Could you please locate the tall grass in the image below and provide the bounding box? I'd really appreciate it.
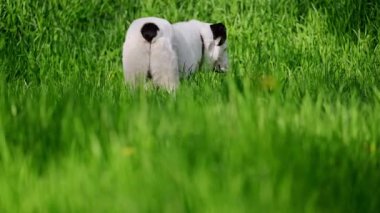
[1,0,380,212]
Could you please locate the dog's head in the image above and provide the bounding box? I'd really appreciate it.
[202,23,228,72]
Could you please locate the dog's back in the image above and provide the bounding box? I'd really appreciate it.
[172,20,206,73]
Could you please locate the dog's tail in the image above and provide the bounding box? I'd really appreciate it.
[141,23,159,43]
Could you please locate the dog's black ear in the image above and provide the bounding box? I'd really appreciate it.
[210,23,227,46]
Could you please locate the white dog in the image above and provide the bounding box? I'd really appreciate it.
[122,17,228,90]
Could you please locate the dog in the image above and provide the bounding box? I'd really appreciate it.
[122,17,228,90]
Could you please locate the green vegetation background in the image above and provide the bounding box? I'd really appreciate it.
[1,0,380,212]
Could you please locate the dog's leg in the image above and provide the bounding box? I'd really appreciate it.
[122,41,150,86]
[150,37,179,91]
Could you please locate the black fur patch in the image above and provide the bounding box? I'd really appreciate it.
[200,35,205,57]
[210,23,227,46]
[141,23,159,43]
[199,35,205,68]
[147,70,153,80]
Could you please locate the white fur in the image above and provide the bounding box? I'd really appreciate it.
[172,20,206,73]
[122,17,228,90]
[173,20,228,73]
[122,17,178,90]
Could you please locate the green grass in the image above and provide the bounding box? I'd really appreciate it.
[1,0,380,212]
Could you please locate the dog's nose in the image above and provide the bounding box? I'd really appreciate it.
[213,65,224,73]
[214,64,227,72]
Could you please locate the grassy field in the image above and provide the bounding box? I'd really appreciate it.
[1,0,380,212]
